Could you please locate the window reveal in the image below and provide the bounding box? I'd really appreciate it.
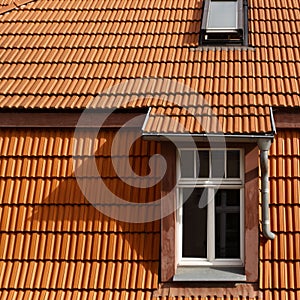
[160,142,259,283]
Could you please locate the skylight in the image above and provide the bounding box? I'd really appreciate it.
[200,0,246,45]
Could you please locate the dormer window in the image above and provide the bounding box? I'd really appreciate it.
[200,0,246,45]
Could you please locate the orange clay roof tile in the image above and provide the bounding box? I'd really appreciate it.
[259,129,300,299]
[0,0,298,119]
[0,2,299,299]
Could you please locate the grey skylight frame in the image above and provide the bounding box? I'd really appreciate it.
[200,0,245,45]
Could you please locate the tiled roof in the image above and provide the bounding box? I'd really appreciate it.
[0,128,160,299]
[151,130,300,300]
[0,127,273,300]
[0,0,299,133]
[0,1,299,299]
[260,129,300,300]
[144,105,273,134]
[1,130,299,300]
[154,297,261,300]
[0,0,12,6]
[0,0,35,13]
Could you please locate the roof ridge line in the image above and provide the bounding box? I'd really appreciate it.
[0,0,37,15]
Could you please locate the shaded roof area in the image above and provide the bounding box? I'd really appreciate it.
[0,0,299,134]
[0,128,161,300]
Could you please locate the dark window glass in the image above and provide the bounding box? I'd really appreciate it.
[197,150,209,178]
[227,150,240,178]
[180,150,194,178]
[183,188,207,258]
[211,150,225,178]
[215,189,240,258]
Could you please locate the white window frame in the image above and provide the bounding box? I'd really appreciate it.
[176,148,244,267]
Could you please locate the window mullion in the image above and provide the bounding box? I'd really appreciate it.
[177,189,183,263]
[209,150,212,178]
[224,150,227,178]
[240,188,245,263]
[207,188,215,262]
[193,150,196,178]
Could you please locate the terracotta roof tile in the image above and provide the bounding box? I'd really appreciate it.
[0,0,298,118]
[0,0,299,298]
[144,105,273,134]
[0,0,12,6]
[0,128,160,296]
[260,129,300,299]
[154,297,260,300]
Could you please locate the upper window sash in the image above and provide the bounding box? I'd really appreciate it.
[178,149,243,183]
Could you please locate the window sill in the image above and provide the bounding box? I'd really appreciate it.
[173,266,246,282]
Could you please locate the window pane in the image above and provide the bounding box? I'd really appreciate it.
[182,188,207,258]
[215,189,240,258]
[227,150,240,178]
[211,150,225,178]
[220,189,240,206]
[197,150,209,178]
[180,150,194,178]
[207,1,238,30]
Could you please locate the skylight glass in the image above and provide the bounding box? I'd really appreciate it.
[207,1,238,31]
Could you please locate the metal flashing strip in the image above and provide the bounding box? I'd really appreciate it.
[142,132,275,142]
[269,106,277,135]
[141,107,151,133]
[192,45,256,51]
